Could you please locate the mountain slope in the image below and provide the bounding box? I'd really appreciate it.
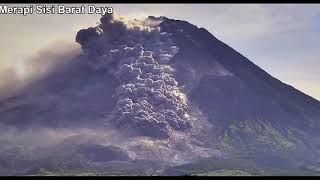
[157,17,320,170]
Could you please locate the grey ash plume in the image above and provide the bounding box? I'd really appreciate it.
[76,14,193,139]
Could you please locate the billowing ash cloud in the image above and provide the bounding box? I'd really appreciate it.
[108,44,191,139]
[0,41,81,101]
[76,14,192,139]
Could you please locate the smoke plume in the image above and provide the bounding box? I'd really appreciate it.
[76,14,193,139]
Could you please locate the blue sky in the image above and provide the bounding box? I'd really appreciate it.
[0,4,319,100]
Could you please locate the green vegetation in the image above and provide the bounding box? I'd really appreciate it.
[161,158,263,176]
[196,169,253,176]
[29,165,149,176]
[161,156,319,176]
[33,169,146,176]
[218,119,297,154]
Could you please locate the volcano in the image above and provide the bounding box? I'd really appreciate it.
[0,14,320,176]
